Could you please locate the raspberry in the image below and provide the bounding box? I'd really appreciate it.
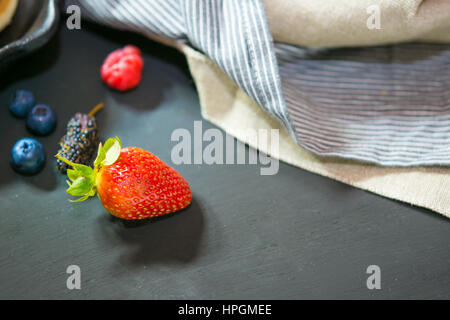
[100,45,144,91]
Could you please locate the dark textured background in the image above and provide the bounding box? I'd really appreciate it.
[0,23,449,299]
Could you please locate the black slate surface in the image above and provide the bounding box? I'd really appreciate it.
[0,23,449,300]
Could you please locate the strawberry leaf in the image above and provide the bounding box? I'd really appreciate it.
[67,169,80,182]
[56,136,123,203]
[94,142,105,167]
[93,137,122,169]
[69,194,90,202]
[56,154,97,201]
[103,137,122,166]
[66,177,92,196]
[73,163,94,177]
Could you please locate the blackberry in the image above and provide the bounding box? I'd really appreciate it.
[56,103,104,173]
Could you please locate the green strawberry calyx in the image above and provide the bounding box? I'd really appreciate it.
[55,137,122,202]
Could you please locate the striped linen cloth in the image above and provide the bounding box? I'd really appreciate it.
[67,0,450,167]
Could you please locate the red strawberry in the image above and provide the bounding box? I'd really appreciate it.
[56,137,192,220]
[100,45,144,91]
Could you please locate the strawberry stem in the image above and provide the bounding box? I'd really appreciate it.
[88,102,105,118]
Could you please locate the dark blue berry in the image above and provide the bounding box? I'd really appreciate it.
[10,138,46,175]
[26,104,57,136]
[9,90,35,118]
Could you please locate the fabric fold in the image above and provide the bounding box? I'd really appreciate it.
[264,0,450,48]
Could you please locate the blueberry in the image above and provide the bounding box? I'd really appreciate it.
[26,104,57,136]
[9,90,35,118]
[10,138,46,175]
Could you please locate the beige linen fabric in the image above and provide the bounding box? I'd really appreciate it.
[182,45,450,218]
[264,0,450,47]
